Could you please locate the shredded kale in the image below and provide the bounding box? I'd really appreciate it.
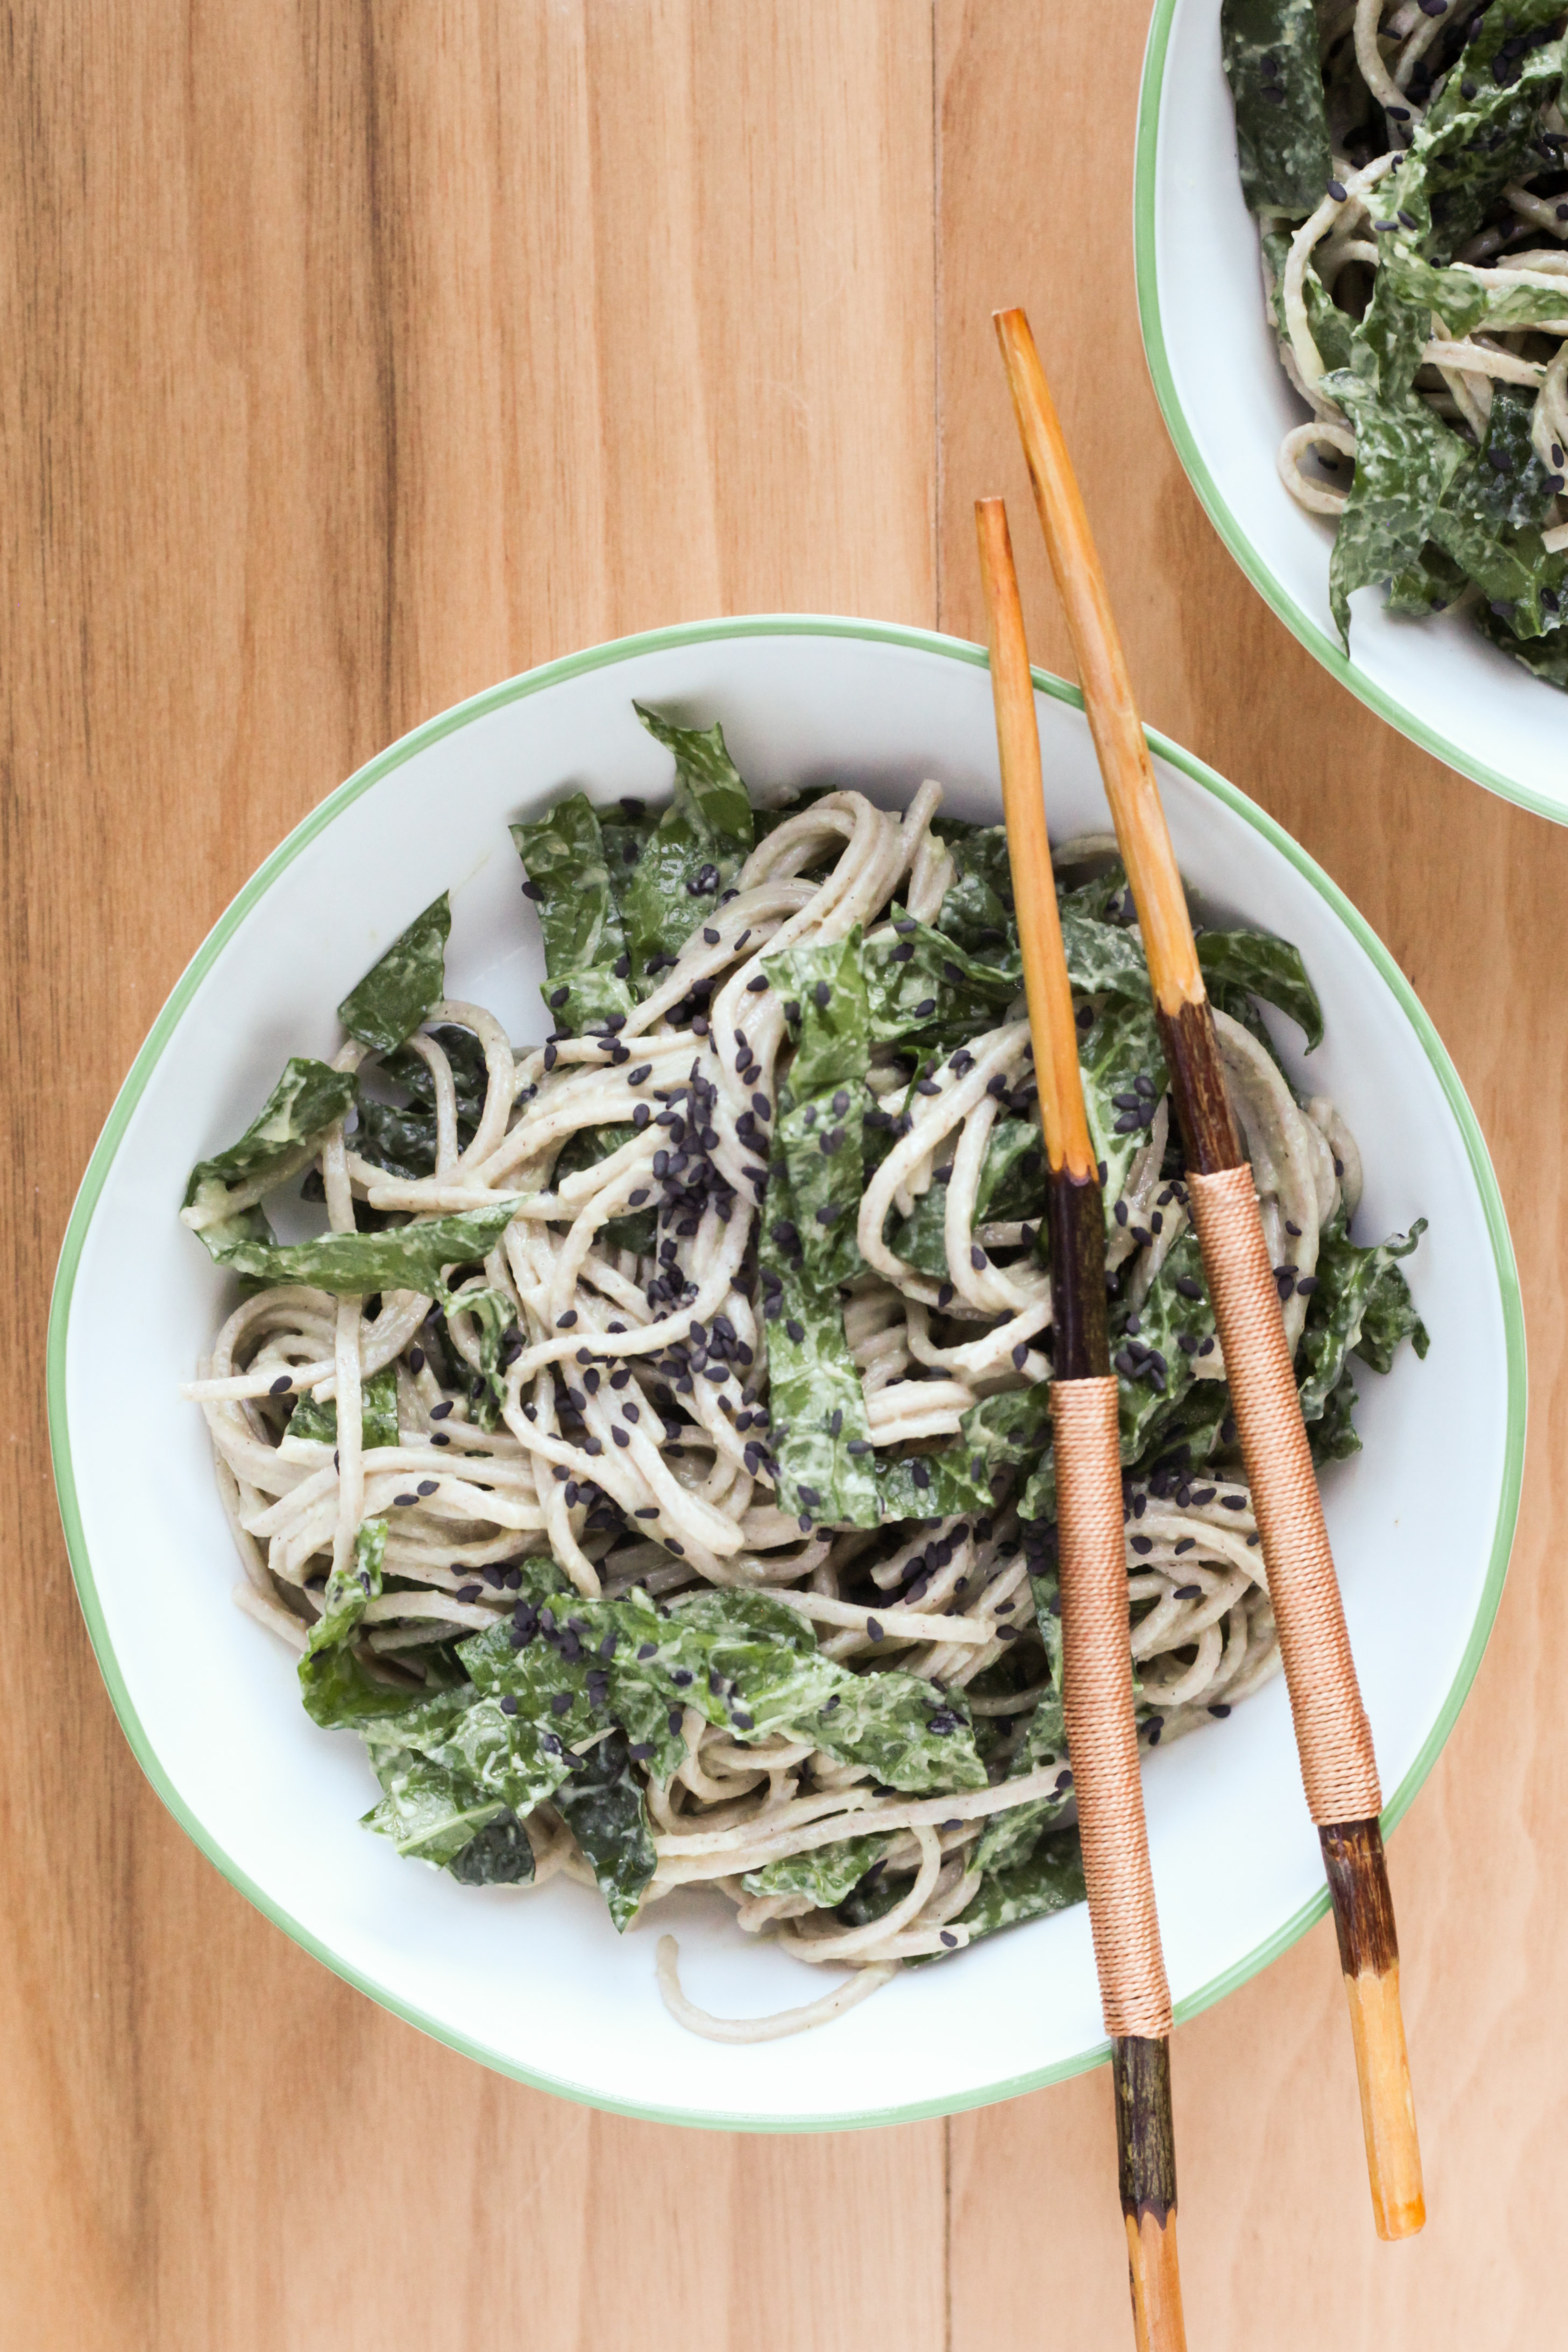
[741,1833,892,1908]
[305,1518,387,1656]
[287,1364,400,1452]
[338,894,451,1054]
[182,1057,357,1252]
[194,1199,520,1297]
[510,793,636,1035]
[618,706,755,979]
[1221,0,1333,212]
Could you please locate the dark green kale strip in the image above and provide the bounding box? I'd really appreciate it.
[1379,245,1568,344]
[741,1833,892,1908]
[618,705,756,981]
[338,894,451,1054]
[876,1385,1051,1520]
[1474,600,1568,682]
[354,1024,490,1181]
[1059,897,1151,999]
[1262,228,1355,378]
[764,934,872,1287]
[1296,1211,1429,1425]
[1408,11,1566,260]
[793,1672,987,1794]
[360,1749,512,1868]
[1385,541,1472,621]
[182,1057,358,1255]
[1427,386,1568,639]
[479,1579,988,1796]
[445,1810,536,1885]
[1311,1365,1364,1466]
[768,932,871,1093]
[443,1285,519,1430]
[195,1199,520,1297]
[551,1729,657,1930]
[1109,1231,1223,1464]
[771,1078,868,1288]
[1027,1567,1066,1757]
[861,918,1019,1047]
[598,797,659,904]
[889,1117,1046,1278]
[287,1364,399,1452]
[751,940,883,1521]
[1221,0,1333,213]
[602,1586,843,1745]
[928,1825,1086,1957]
[298,1641,462,1731]
[510,792,636,1035]
[934,824,1020,975]
[304,1518,387,1656]
[757,1257,879,1527]
[1196,929,1324,1050]
[1078,997,1168,1214]
[1323,369,1468,648]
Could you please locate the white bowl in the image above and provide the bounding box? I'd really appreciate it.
[48,618,1522,2129]
[1137,0,1568,824]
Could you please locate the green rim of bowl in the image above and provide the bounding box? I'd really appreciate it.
[1134,0,1567,827]
[46,614,1526,2133]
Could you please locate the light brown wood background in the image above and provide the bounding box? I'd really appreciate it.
[5,3,1563,2343]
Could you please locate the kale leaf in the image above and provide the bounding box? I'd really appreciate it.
[196,1200,520,1297]
[1196,927,1324,1050]
[618,706,756,979]
[1078,998,1168,1214]
[182,1057,357,1237]
[1221,0,1333,214]
[338,894,451,1055]
[287,1363,400,1451]
[1323,372,1468,648]
[360,1747,509,1867]
[758,1258,880,1528]
[944,1825,1086,1950]
[551,1728,657,1930]
[1296,1211,1429,1423]
[741,1833,892,1908]
[304,1517,387,1656]
[510,792,636,1035]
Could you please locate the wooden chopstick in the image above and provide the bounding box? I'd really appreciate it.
[993,304,1424,2243]
[978,494,1188,2352]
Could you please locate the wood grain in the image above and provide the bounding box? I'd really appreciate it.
[4,1,1564,2343]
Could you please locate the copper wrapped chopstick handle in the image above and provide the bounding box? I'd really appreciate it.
[1187,1150,1422,2238]
[1186,1167,1379,1820]
[1055,1377,1185,2345]
[1056,1377,1171,2041]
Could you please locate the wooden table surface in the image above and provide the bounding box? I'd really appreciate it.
[8,5,1562,2343]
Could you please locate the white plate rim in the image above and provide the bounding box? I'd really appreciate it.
[46,613,1526,2130]
[1134,0,1568,829]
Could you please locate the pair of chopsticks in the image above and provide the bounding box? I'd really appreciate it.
[977,310,1423,2344]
